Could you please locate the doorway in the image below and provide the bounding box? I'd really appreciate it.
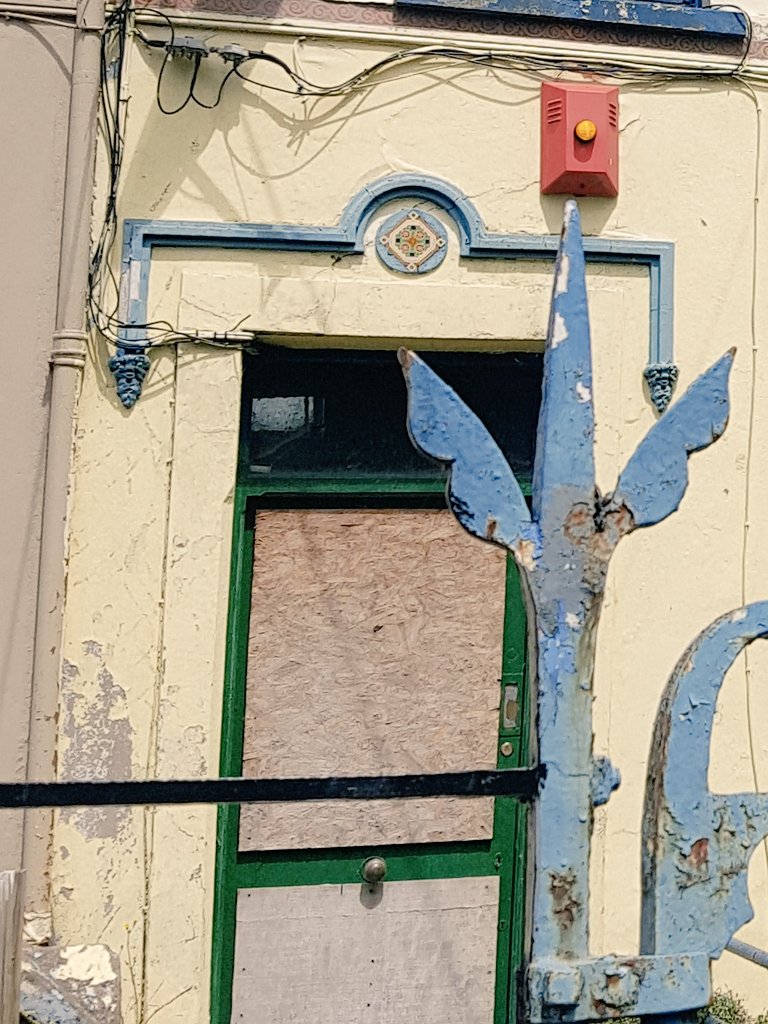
[211,345,541,1024]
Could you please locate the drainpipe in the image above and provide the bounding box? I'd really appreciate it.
[22,0,104,916]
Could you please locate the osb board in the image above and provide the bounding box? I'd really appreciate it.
[231,877,500,1024]
[240,509,506,850]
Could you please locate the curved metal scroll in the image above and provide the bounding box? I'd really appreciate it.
[642,602,768,959]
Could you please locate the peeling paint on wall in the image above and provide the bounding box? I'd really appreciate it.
[58,645,133,840]
[50,944,117,988]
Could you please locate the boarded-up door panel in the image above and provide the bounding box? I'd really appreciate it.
[240,509,506,850]
[232,877,500,1024]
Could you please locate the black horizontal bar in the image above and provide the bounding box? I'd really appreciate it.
[0,768,543,809]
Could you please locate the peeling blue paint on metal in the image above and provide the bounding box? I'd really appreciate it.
[112,173,674,405]
[533,205,595,526]
[528,952,710,1020]
[642,602,768,961]
[400,198,737,1021]
[394,0,747,39]
[399,349,539,556]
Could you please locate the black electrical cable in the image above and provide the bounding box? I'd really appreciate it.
[156,49,203,114]
[140,6,234,115]
[716,5,753,78]
[88,0,131,342]
[133,7,173,48]
[135,1,755,114]
[191,64,239,109]
[222,41,755,106]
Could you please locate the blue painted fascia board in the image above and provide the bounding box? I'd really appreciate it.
[116,175,674,375]
[395,0,747,40]
[121,227,673,364]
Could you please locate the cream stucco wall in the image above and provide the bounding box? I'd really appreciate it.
[56,18,768,1022]
[0,13,73,877]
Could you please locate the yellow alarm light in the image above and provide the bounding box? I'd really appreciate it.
[574,119,598,142]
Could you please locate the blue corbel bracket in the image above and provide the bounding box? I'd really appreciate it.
[645,361,680,414]
[108,347,150,409]
[113,173,675,407]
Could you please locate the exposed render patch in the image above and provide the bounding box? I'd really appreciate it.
[51,945,117,987]
[59,644,133,840]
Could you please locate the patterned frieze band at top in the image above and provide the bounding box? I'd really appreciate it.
[135,0,749,51]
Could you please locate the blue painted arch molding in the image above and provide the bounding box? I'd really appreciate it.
[113,173,676,408]
[341,174,484,253]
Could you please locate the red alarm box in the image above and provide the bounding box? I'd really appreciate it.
[541,82,619,197]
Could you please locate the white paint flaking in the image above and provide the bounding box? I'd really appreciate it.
[552,312,568,348]
[128,260,141,303]
[566,612,580,629]
[555,253,570,296]
[576,382,592,404]
[50,944,117,986]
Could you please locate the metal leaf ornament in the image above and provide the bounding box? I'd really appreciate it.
[399,349,540,562]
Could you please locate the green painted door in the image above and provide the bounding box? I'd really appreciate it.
[211,347,539,1024]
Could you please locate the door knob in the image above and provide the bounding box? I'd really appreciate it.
[361,857,387,883]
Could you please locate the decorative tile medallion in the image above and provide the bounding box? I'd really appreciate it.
[376,209,448,274]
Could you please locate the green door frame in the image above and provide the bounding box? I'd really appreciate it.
[210,477,531,1024]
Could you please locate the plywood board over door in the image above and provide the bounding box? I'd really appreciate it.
[232,877,500,1024]
[240,509,507,851]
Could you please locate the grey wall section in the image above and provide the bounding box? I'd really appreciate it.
[0,16,73,870]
